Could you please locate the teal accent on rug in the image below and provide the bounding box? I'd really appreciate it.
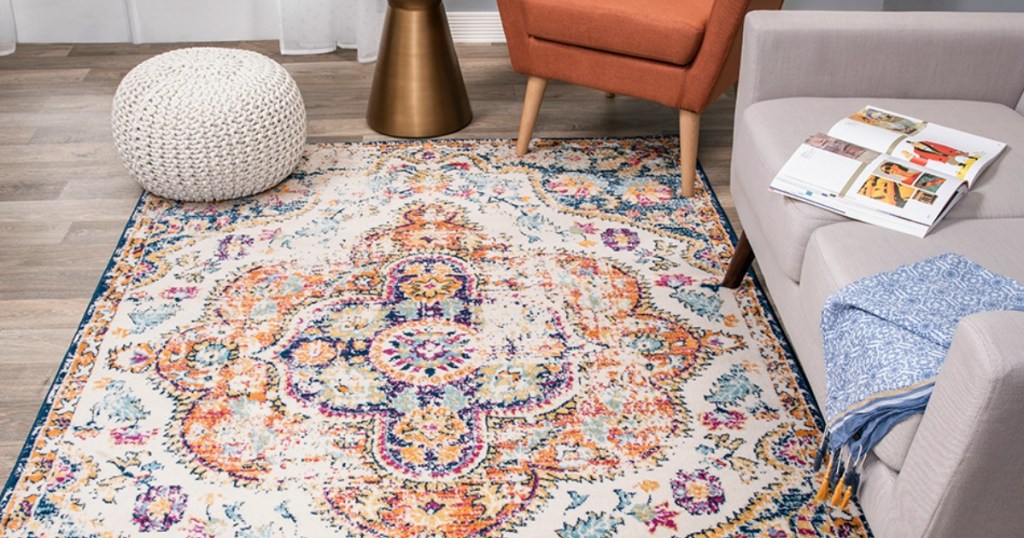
[0,138,869,536]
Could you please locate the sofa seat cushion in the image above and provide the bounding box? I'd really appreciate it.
[734,97,1024,284]
[522,0,713,66]
[798,218,1024,471]
[872,415,921,472]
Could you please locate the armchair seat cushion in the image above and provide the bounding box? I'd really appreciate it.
[522,0,713,66]
[734,97,1024,283]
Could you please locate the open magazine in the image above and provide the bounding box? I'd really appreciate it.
[770,106,1007,237]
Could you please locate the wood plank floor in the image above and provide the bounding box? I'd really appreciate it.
[0,42,740,481]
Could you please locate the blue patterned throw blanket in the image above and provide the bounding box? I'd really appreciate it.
[814,253,1024,508]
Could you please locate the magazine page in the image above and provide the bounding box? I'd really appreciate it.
[771,133,880,197]
[770,132,966,236]
[890,123,1005,185]
[827,106,925,155]
[830,106,1006,185]
[841,157,967,227]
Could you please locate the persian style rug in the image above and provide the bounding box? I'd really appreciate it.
[1,138,869,537]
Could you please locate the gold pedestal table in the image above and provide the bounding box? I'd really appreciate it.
[367,0,473,138]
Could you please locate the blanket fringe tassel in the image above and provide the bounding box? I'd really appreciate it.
[812,433,861,510]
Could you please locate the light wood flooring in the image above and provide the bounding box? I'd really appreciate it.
[0,42,740,481]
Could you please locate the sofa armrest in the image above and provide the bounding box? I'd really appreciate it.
[736,11,1024,115]
[882,310,1024,537]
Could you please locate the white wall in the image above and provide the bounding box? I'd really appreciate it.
[885,0,1024,10]
[784,0,885,9]
[445,0,496,11]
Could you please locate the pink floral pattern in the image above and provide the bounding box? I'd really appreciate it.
[671,469,726,515]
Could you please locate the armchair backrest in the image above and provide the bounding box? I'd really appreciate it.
[699,0,785,111]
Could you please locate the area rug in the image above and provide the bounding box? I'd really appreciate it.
[1,138,869,537]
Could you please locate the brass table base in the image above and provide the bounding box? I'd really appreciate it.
[367,0,472,138]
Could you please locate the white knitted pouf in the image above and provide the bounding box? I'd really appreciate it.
[112,48,306,202]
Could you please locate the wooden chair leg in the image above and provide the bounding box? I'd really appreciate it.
[516,76,548,156]
[678,109,700,197]
[722,231,755,288]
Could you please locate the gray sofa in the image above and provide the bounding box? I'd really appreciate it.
[723,11,1024,538]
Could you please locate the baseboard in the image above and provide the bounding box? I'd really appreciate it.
[448,12,506,44]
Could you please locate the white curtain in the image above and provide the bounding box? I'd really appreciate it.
[0,0,15,56]
[0,1,387,62]
[278,0,387,63]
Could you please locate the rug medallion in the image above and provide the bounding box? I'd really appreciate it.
[0,139,868,536]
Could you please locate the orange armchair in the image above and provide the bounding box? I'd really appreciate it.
[497,0,783,196]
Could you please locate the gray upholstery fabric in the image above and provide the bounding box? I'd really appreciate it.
[800,219,1024,342]
[906,311,1024,538]
[857,454,898,535]
[872,415,920,473]
[734,97,1024,282]
[863,312,1024,538]
[737,12,1024,116]
[731,105,843,284]
[799,219,1024,480]
[730,175,828,405]
[791,226,1024,538]
[731,12,1024,537]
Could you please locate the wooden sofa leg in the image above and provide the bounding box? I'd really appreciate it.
[678,109,700,197]
[516,76,548,156]
[722,231,754,288]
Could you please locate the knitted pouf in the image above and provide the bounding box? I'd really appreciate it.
[112,48,306,202]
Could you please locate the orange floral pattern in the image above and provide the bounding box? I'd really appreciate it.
[0,139,867,537]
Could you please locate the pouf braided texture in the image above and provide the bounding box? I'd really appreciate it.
[112,47,306,202]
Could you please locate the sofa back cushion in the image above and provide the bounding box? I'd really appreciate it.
[739,12,1024,115]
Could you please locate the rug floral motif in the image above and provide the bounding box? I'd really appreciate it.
[0,138,868,537]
